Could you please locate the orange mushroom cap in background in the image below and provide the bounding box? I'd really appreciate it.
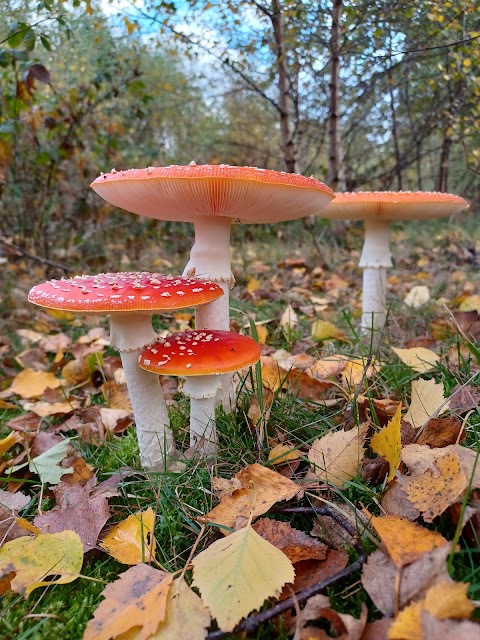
[320,191,469,221]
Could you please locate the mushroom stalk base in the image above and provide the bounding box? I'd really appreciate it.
[184,375,221,459]
[359,219,392,335]
[120,350,175,471]
[361,267,388,334]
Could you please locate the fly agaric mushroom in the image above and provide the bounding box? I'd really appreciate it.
[319,191,468,334]
[90,164,334,407]
[139,330,261,458]
[28,273,223,471]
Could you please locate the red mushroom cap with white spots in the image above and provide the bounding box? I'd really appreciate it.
[27,272,224,314]
[139,330,261,376]
[91,164,334,224]
[321,191,469,221]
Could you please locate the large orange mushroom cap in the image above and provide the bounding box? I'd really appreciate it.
[91,164,334,223]
[321,191,469,221]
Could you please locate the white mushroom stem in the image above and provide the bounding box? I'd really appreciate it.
[183,216,233,331]
[183,375,222,459]
[358,219,393,333]
[109,314,175,471]
[183,217,236,410]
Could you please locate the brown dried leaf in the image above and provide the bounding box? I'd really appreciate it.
[421,613,480,639]
[416,417,465,447]
[101,381,133,413]
[34,476,110,552]
[9,368,62,399]
[253,518,327,563]
[361,545,452,617]
[381,481,420,520]
[449,384,480,415]
[201,463,300,533]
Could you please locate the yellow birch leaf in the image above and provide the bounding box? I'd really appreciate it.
[391,347,439,373]
[404,379,449,429]
[458,294,480,312]
[22,400,78,417]
[84,564,173,640]
[0,531,83,596]
[14,518,41,536]
[255,324,268,345]
[45,308,76,322]
[9,368,62,399]
[268,443,301,465]
[388,601,424,639]
[405,453,467,522]
[311,320,348,342]
[425,580,474,619]
[308,428,365,488]
[100,507,156,564]
[371,404,402,481]
[0,431,23,456]
[370,515,448,568]
[151,577,211,640]
[191,520,294,632]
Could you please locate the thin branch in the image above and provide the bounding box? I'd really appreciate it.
[0,236,73,272]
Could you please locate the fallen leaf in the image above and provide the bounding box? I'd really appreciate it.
[341,357,374,388]
[210,476,243,499]
[61,357,91,384]
[308,427,366,488]
[404,379,449,429]
[361,544,451,616]
[34,476,110,551]
[192,518,295,632]
[252,518,327,563]
[459,294,480,313]
[388,601,424,639]
[280,550,349,599]
[392,347,439,373]
[0,431,23,456]
[370,515,448,568]
[100,507,156,564]
[247,388,274,435]
[404,285,430,308]
[401,444,480,488]
[9,368,62,399]
[84,564,173,640]
[421,613,480,639]
[101,381,133,413]
[381,481,420,520]
[22,400,78,417]
[268,443,302,466]
[202,463,300,532]
[311,320,348,342]
[28,438,74,485]
[0,489,30,511]
[371,404,402,481]
[100,407,133,434]
[424,579,474,619]
[150,577,211,640]
[449,384,480,415]
[0,530,83,596]
[416,417,465,447]
[281,304,299,332]
[404,452,468,522]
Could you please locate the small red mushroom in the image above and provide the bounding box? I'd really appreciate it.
[140,330,261,457]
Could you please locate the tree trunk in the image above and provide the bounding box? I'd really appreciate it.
[327,0,345,192]
[271,0,296,173]
[387,63,403,191]
[437,132,452,192]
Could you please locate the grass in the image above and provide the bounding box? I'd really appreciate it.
[0,214,479,638]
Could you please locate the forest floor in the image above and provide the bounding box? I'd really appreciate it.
[0,212,479,639]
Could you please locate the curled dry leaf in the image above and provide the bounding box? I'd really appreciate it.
[416,416,465,448]
[100,507,156,564]
[83,564,173,640]
[201,463,300,533]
